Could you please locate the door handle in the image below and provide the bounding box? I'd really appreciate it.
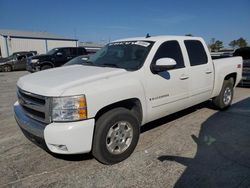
[205,70,212,74]
[180,75,189,80]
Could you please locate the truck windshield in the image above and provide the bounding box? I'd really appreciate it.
[47,48,59,55]
[84,41,154,70]
[6,54,15,60]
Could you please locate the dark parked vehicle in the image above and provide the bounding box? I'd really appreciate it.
[0,51,35,72]
[233,47,250,86]
[27,47,87,72]
[63,55,90,66]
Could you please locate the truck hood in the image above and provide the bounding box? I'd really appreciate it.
[0,58,9,63]
[31,54,51,61]
[17,65,127,96]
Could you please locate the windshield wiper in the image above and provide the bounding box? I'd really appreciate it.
[102,63,119,68]
[83,61,94,65]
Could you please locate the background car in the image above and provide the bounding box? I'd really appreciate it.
[26,47,87,72]
[0,51,35,72]
[63,55,90,66]
[233,47,250,86]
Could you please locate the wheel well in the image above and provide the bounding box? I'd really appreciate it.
[224,73,237,86]
[40,62,54,68]
[5,64,12,67]
[4,64,12,70]
[95,98,143,124]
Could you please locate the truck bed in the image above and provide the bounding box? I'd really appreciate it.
[212,56,242,97]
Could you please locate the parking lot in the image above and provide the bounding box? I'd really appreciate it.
[0,71,250,188]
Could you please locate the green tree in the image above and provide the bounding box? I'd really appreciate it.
[229,40,237,49]
[237,37,248,48]
[185,34,193,36]
[229,38,248,48]
[209,38,224,51]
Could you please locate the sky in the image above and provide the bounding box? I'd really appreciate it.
[0,0,249,46]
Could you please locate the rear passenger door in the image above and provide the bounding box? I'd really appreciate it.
[70,48,77,59]
[184,40,214,103]
[77,48,87,56]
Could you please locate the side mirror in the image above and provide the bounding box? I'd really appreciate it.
[151,58,177,74]
[56,52,63,56]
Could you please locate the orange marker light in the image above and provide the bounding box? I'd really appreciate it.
[78,109,87,119]
[78,97,86,108]
[78,96,87,119]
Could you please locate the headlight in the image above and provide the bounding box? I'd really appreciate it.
[52,95,87,122]
[31,59,39,63]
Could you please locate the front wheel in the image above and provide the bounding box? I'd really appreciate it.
[212,78,234,110]
[2,65,12,72]
[41,65,52,70]
[92,108,140,165]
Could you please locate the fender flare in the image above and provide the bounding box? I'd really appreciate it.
[39,61,54,68]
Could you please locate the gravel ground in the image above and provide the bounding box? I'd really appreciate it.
[0,71,250,188]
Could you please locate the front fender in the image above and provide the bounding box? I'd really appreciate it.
[86,77,147,124]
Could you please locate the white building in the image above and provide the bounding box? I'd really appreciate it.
[79,41,104,53]
[0,29,78,57]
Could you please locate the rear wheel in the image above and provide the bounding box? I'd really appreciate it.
[213,78,234,110]
[41,65,52,70]
[92,108,140,165]
[2,65,12,72]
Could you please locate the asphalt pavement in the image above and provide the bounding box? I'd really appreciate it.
[0,71,250,188]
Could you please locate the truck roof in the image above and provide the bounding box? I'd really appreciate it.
[114,35,203,42]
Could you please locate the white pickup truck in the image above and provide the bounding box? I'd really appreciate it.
[14,36,242,164]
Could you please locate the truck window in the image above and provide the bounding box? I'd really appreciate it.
[78,48,87,55]
[17,55,25,61]
[152,41,185,69]
[26,53,33,57]
[184,40,208,66]
[60,48,71,56]
[70,48,77,56]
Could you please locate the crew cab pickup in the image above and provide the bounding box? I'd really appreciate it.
[14,36,242,164]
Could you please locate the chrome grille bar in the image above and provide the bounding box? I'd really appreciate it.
[17,88,51,124]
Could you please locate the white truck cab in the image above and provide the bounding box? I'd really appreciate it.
[14,35,242,164]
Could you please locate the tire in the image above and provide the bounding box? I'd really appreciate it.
[92,107,140,165]
[41,65,52,70]
[212,78,234,110]
[2,65,12,72]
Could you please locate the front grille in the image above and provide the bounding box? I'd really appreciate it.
[17,88,51,124]
[243,67,250,74]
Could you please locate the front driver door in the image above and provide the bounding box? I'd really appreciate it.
[144,40,190,121]
[54,48,70,67]
[14,55,26,70]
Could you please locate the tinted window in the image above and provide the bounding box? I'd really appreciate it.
[60,48,71,56]
[26,53,33,57]
[78,48,87,55]
[153,41,185,69]
[17,55,25,60]
[86,41,154,70]
[70,48,77,56]
[184,40,208,66]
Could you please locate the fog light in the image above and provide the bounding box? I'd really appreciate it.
[50,144,68,151]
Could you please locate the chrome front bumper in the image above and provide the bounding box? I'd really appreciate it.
[14,101,46,139]
[14,101,95,154]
